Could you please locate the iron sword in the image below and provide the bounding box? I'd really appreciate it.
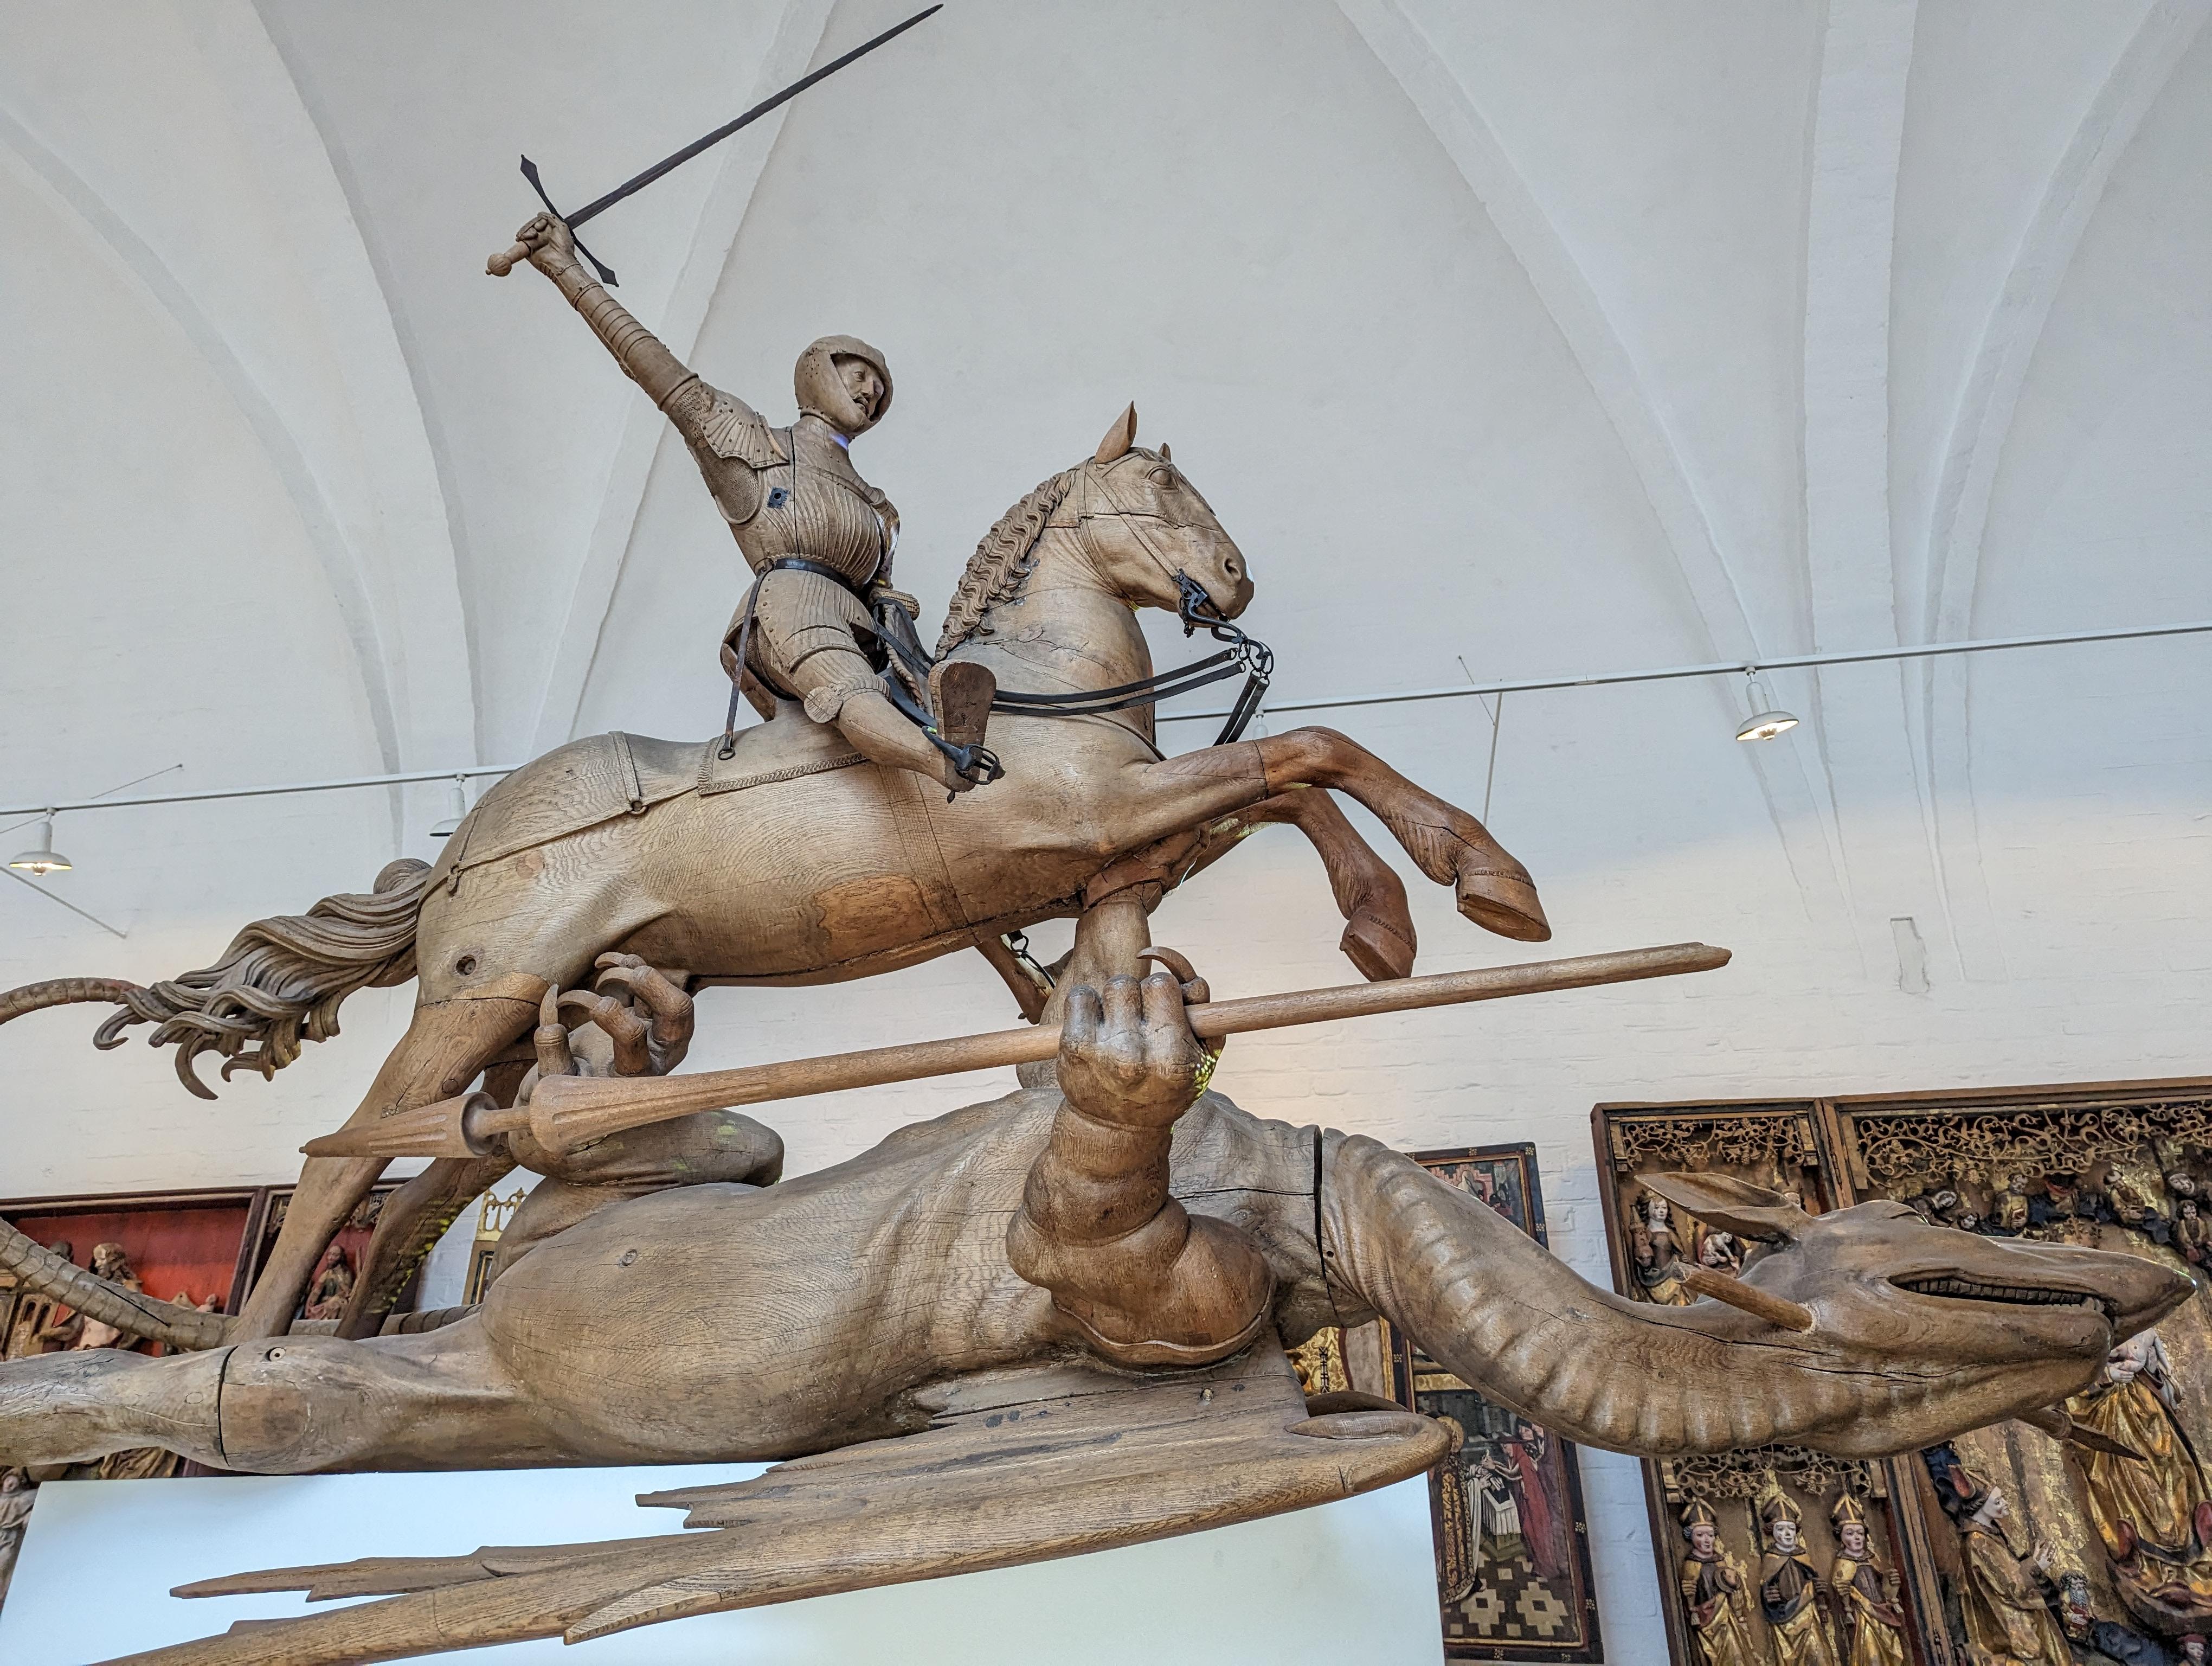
[490,3,943,285]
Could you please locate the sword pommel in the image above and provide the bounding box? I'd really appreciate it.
[487,241,531,278]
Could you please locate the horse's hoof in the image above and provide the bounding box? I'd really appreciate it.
[1456,868,1551,942]
[1340,909,1416,982]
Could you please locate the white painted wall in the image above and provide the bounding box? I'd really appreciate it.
[4,3,2210,1655]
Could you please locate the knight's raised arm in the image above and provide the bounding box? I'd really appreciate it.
[518,214,694,407]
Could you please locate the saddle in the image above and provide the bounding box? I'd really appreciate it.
[434,721,865,887]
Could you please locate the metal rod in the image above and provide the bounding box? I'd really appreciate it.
[1,764,517,821]
[1155,617,2212,722]
[3,868,127,939]
[9,617,2208,816]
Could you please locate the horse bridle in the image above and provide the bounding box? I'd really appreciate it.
[980,452,1274,745]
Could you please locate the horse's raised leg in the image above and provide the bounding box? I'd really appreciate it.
[1253,728,1549,941]
[234,977,545,1340]
[1204,790,1416,979]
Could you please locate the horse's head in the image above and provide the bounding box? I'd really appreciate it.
[1076,404,1252,622]
[1641,1170,2195,1451]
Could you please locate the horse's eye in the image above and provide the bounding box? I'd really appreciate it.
[1149,467,1178,490]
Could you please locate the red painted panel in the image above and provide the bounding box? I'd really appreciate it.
[8,1203,250,1312]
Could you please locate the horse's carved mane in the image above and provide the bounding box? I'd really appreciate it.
[936,467,1076,657]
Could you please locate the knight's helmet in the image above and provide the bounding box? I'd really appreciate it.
[1755,1477,1802,1548]
[1679,1496,1722,1541]
[794,334,893,438]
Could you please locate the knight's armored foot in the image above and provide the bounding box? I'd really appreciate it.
[929,661,999,794]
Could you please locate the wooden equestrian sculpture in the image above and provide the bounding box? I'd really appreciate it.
[0,400,1548,1348]
[0,962,2186,1665]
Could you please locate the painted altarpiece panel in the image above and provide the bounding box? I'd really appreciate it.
[1330,1142,1606,1662]
[1594,1078,2212,1666]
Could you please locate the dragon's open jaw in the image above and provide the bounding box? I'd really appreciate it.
[1892,1273,2117,1325]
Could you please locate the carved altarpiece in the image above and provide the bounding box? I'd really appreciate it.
[1596,1079,2212,1666]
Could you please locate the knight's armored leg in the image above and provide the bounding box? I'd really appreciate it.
[788,645,994,794]
[1007,899,1274,1366]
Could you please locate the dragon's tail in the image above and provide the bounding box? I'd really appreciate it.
[1,857,434,1100]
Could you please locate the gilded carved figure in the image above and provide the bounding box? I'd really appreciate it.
[299,1244,354,1323]
[1927,1452,2070,1666]
[2065,1330,2212,1633]
[1758,1483,1841,1666]
[1681,1497,1760,1666]
[1631,1192,1693,1305]
[1828,1494,1906,1666]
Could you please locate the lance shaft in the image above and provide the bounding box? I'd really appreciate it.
[305,942,1729,1162]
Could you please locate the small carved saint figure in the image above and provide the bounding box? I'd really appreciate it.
[2063,1330,2212,1630]
[2054,1568,2168,1666]
[2166,1172,2202,1206]
[1632,1193,1693,1305]
[508,213,999,794]
[0,1468,33,1609]
[1700,1227,1747,1274]
[2181,1634,2207,1666]
[1758,1483,1840,1666]
[1828,1493,1907,1666]
[2176,1201,2209,1267]
[1994,1189,2031,1235]
[1679,1496,1759,1666]
[36,1243,146,1354]
[300,1242,355,1323]
[1926,1451,2070,1666]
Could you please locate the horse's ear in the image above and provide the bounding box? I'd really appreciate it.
[1094,403,1137,463]
[1158,441,1172,462]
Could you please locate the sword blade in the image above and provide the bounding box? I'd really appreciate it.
[567,4,942,231]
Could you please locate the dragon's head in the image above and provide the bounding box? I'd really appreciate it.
[1643,1171,2195,1453]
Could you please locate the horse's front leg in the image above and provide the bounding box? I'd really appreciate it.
[1253,728,1549,942]
[1151,789,1417,980]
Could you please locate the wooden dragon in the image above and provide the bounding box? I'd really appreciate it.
[0,928,2188,1664]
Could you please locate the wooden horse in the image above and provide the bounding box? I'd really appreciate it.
[3,407,1548,1343]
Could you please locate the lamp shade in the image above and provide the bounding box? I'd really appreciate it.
[1734,674,1799,742]
[8,817,73,874]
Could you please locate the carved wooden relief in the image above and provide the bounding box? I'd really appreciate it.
[1380,1143,1605,1663]
[1592,1100,1950,1666]
[1596,1079,2212,1666]
[1840,1079,2212,1666]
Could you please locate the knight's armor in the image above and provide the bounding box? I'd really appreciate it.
[536,251,906,727]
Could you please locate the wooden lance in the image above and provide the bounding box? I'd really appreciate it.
[305,941,1730,1162]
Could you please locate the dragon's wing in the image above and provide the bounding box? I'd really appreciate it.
[112,1344,1445,1665]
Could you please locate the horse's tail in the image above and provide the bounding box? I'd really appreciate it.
[0,857,436,1101]
[0,1219,232,1350]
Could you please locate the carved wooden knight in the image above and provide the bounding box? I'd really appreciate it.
[514,212,999,793]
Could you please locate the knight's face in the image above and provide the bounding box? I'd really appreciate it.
[833,355,884,423]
